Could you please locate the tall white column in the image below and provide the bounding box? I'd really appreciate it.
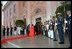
[2,11,4,26]
[51,1,60,16]
[26,2,31,25]
[46,1,52,21]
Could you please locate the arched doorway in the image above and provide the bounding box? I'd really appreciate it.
[35,17,42,35]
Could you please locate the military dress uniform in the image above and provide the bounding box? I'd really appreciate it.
[57,16,64,44]
[66,16,71,46]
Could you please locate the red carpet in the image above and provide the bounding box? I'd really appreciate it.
[1,35,28,45]
[1,26,41,45]
[1,34,41,45]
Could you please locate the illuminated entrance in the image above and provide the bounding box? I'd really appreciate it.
[35,17,42,35]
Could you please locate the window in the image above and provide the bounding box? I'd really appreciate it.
[7,11,8,17]
[23,2,25,7]
[13,4,16,13]
[10,8,11,16]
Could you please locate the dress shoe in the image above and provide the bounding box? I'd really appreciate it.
[53,39,57,41]
[59,42,64,44]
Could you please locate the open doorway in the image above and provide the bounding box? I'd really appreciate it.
[35,17,42,35]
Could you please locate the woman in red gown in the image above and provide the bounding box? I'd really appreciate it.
[29,24,35,37]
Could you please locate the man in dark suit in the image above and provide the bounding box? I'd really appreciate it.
[7,26,9,36]
[10,25,13,36]
[3,26,6,36]
[27,24,30,36]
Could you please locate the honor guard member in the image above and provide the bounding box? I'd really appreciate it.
[57,13,64,44]
[66,10,71,47]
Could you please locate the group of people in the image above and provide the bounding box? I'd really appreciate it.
[41,17,58,41]
[2,24,35,36]
[2,10,71,47]
[41,10,71,46]
[2,26,13,36]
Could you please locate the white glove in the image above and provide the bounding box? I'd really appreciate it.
[55,23,57,26]
[65,20,67,23]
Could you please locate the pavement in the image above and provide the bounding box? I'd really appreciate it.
[1,34,70,48]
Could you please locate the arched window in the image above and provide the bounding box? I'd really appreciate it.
[13,4,16,13]
[23,1,26,7]
[35,8,41,14]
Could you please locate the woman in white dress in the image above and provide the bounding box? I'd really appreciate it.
[48,20,54,39]
[17,27,21,35]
